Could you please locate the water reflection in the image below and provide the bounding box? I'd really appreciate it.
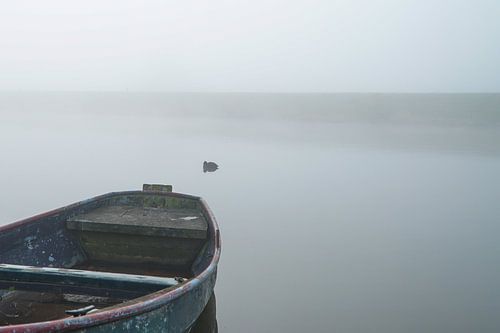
[1,93,499,332]
[190,292,217,333]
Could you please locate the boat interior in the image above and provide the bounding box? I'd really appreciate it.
[0,190,215,326]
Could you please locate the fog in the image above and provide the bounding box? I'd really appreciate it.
[1,93,500,332]
[1,1,500,331]
[1,0,499,92]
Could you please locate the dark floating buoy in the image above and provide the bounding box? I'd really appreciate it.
[203,161,219,173]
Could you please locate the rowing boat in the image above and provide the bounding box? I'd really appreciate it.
[0,185,221,332]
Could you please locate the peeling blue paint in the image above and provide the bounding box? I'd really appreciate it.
[0,191,221,333]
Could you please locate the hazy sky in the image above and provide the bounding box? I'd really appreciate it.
[0,0,499,92]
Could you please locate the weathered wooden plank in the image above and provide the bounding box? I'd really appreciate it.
[77,232,204,266]
[0,264,178,291]
[0,264,179,299]
[80,238,202,259]
[79,251,191,267]
[75,261,193,278]
[105,194,199,209]
[67,205,207,239]
[79,232,203,251]
[142,184,173,192]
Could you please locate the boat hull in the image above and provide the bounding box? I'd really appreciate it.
[0,191,221,333]
[79,270,217,333]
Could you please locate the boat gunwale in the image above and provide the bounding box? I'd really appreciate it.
[0,191,221,333]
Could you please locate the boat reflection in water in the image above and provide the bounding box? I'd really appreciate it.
[190,292,217,333]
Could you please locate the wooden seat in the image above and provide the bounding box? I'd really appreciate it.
[65,205,208,267]
[67,205,207,239]
[0,264,178,299]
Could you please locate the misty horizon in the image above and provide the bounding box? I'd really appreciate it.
[1,1,499,332]
[1,0,499,93]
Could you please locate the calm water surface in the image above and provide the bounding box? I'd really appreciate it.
[1,93,499,332]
